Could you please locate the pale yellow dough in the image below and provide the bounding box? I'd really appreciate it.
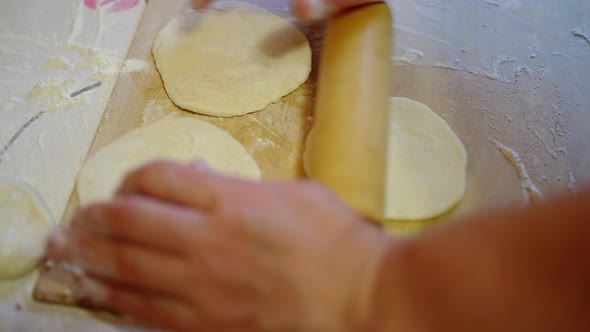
[385,97,467,220]
[77,117,261,206]
[0,183,54,280]
[153,1,312,117]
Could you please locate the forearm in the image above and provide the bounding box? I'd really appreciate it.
[369,189,590,332]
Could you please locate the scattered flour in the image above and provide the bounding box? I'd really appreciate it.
[121,58,150,74]
[38,57,71,70]
[141,99,167,126]
[248,136,278,154]
[393,47,425,64]
[493,141,543,204]
[78,48,120,75]
[567,169,577,192]
[27,79,86,113]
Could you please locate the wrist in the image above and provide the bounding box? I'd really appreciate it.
[361,235,418,332]
[343,222,394,332]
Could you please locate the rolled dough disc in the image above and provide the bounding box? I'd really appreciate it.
[152,1,312,117]
[77,117,261,206]
[0,182,55,280]
[385,97,467,220]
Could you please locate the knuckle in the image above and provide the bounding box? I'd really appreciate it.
[75,234,96,263]
[81,203,105,217]
[146,159,177,172]
[196,175,222,210]
[73,205,96,228]
[180,270,197,295]
[178,310,202,332]
[139,297,158,316]
[283,181,341,213]
[114,292,151,319]
[107,199,132,221]
[125,160,172,186]
[113,247,140,276]
[294,180,328,199]
[216,203,246,230]
[132,162,161,183]
[104,200,135,235]
[303,180,328,193]
[106,288,125,309]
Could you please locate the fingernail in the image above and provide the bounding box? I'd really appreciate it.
[78,278,109,304]
[88,207,105,222]
[62,262,86,277]
[47,227,67,251]
[190,0,209,10]
[305,0,328,21]
[179,0,202,13]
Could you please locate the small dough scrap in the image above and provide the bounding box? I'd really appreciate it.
[77,117,261,206]
[385,97,467,220]
[153,1,311,117]
[0,183,55,280]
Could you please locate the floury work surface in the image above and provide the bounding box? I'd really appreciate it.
[1,0,590,330]
[0,0,147,330]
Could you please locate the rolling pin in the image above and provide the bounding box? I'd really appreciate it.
[305,2,392,223]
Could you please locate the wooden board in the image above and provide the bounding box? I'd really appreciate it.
[60,0,323,220]
[34,0,323,307]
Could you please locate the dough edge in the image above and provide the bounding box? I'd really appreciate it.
[152,1,312,117]
[0,182,55,280]
[384,97,468,221]
[77,117,261,206]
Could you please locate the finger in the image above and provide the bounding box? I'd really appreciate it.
[293,0,381,21]
[116,159,250,212]
[116,160,219,210]
[47,228,192,296]
[71,195,205,254]
[77,277,200,332]
[189,0,213,10]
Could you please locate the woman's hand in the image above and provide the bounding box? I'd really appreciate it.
[190,0,381,21]
[47,160,390,332]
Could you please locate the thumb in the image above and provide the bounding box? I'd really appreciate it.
[292,0,381,21]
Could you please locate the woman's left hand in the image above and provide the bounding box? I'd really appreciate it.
[46,160,390,332]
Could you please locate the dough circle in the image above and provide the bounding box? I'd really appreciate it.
[0,182,55,280]
[77,117,261,206]
[385,97,467,220]
[153,1,312,117]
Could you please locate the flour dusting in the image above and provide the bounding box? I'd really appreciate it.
[27,79,87,113]
[122,58,150,74]
[567,169,577,192]
[493,141,543,204]
[141,99,167,126]
[393,47,425,64]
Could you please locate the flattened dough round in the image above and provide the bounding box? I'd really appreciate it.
[0,183,55,280]
[77,117,261,206]
[385,97,467,220]
[153,1,312,117]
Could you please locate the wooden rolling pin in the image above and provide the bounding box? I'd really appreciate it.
[305,2,392,223]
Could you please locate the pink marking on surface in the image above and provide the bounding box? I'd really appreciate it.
[83,0,139,13]
[106,0,140,13]
[84,0,97,9]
